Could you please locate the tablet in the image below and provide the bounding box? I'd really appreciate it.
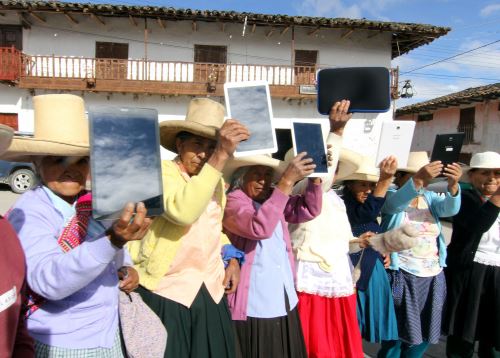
[291,120,328,177]
[375,121,415,168]
[89,106,164,220]
[224,81,277,157]
[430,133,465,166]
[317,67,391,114]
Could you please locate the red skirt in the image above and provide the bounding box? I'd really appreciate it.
[297,292,364,358]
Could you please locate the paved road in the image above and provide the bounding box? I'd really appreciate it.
[0,184,20,214]
[0,189,466,357]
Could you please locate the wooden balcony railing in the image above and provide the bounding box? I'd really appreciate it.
[0,46,21,81]
[1,49,399,98]
[19,54,317,85]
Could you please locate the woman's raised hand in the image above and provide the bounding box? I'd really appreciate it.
[107,202,152,248]
[277,152,316,195]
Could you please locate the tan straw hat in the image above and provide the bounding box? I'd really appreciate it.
[223,154,284,184]
[338,155,380,183]
[0,124,14,156]
[335,149,364,182]
[397,151,429,174]
[461,151,500,182]
[1,94,89,161]
[160,98,225,153]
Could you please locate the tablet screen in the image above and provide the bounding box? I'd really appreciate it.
[292,121,328,176]
[224,81,277,156]
[317,67,391,114]
[89,106,164,220]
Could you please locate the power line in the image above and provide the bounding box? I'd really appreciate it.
[400,39,500,74]
[405,73,500,81]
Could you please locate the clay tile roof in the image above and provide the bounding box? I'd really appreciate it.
[0,0,450,58]
[396,83,500,116]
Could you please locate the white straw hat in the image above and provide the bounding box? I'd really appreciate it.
[397,151,429,174]
[461,151,500,182]
[1,94,89,161]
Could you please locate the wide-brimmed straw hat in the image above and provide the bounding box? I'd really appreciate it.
[223,154,284,184]
[335,149,364,182]
[0,124,14,156]
[281,147,361,183]
[397,151,429,174]
[160,98,225,153]
[337,155,380,183]
[1,94,89,162]
[460,151,500,182]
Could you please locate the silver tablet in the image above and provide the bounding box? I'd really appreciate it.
[375,120,415,168]
[89,106,164,220]
[224,80,277,157]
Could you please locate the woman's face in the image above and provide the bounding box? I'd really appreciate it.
[348,180,376,204]
[176,135,216,176]
[242,165,274,203]
[468,168,500,196]
[38,156,89,203]
[394,171,412,188]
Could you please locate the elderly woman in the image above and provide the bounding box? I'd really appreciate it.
[443,151,500,358]
[128,98,249,358]
[222,152,322,358]
[3,94,149,357]
[380,152,462,358]
[341,155,399,345]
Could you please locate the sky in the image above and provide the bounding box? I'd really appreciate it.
[76,0,499,107]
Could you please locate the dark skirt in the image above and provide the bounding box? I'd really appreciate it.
[387,269,446,345]
[443,262,500,350]
[137,284,236,358]
[234,301,307,358]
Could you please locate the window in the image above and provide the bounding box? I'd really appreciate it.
[0,113,18,131]
[95,42,129,80]
[458,107,475,144]
[95,42,129,59]
[0,25,22,50]
[294,50,317,84]
[417,113,433,122]
[194,45,227,64]
[194,45,227,83]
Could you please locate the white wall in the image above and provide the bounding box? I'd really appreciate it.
[1,11,395,159]
[399,100,500,155]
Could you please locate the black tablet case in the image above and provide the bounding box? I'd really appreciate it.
[430,133,465,166]
[293,122,328,175]
[317,67,391,114]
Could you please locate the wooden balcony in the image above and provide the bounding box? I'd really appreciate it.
[0,47,21,82]
[1,49,399,99]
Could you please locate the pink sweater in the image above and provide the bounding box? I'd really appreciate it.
[223,180,322,320]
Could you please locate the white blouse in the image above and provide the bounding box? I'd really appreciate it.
[474,213,500,267]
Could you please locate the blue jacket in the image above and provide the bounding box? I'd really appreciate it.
[381,178,461,271]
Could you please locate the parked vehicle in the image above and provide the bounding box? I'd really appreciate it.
[0,160,37,194]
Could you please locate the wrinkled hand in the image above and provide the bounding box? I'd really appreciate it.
[379,156,398,181]
[413,161,443,189]
[118,266,139,293]
[223,259,240,294]
[329,100,352,134]
[215,119,250,158]
[326,144,334,167]
[278,152,316,186]
[358,232,374,248]
[443,163,462,195]
[107,202,151,248]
